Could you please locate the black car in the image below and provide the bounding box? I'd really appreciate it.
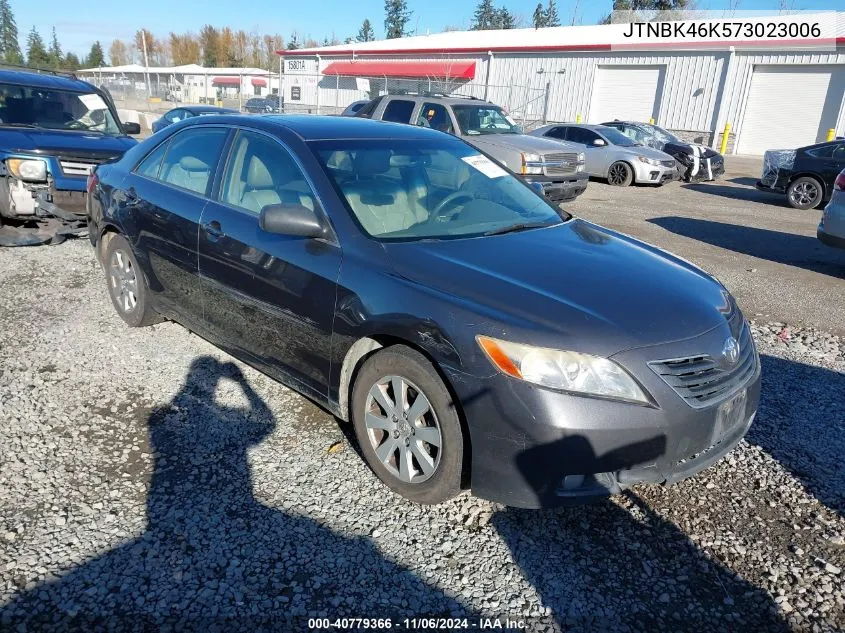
[87,115,760,509]
[151,105,239,134]
[244,97,272,114]
[756,140,845,210]
[601,120,724,183]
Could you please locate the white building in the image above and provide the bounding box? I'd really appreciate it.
[278,12,845,154]
[78,64,280,103]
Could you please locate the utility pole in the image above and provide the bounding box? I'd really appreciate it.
[141,31,151,100]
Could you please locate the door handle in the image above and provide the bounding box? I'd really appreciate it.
[203,220,225,239]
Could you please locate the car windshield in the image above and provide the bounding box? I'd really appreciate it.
[649,124,681,144]
[600,127,640,147]
[452,105,521,135]
[0,83,122,135]
[313,138,568,241]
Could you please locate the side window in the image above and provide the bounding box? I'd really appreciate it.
[832,144,845,162]
[545,126,568,140]
[159,127,229,195]
[807,145,835,159]
[567,128,589,145]
[416,103,454,134]
[220,130,317,214]
[355,97,382,119]
[135,140,170,179]
[167,109,185,123]
[381,99,415,123]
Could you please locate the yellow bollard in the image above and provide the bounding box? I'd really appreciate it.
[720,122,732,155]
[827,128,836,142]
[575,114,582,123]
[649,117,655,125]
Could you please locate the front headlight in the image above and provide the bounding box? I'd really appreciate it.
[477,336,649,404]
[6,158,47,182]
[521,152,543,175]
[636,155,660,167]
[577,152,586,172]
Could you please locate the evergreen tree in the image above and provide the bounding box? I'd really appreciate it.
[48,27,62,68]
[384,0,411,39]
[64,52,80,70]
[498,7,516,28]
[545,0,561,26]
[0,0,23,64]
[532,2,546,28]
[85,40,104,68]
[356,18,375,42]
[286,31,300,50]
[26,27,49,67]
[199,25,219,67]
[471,0,497,30]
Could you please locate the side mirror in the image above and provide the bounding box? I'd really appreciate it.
[123,121,141,135]
[592,139,606,147]
[259,203,325,238]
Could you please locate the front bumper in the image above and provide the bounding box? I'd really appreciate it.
[0,180,88,246]
[447,319,761,508]
[632,161,680,184]
[526,172,589,202]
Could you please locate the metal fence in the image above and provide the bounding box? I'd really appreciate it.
[282,74,552,129]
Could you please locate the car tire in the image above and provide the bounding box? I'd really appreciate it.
[351,345,464,504]
[787,176,823,210]
[103,233,160,327]
[607,161,634,186]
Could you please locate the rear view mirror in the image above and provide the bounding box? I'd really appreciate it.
[260,203,325,238]
[123,122,141,135]
[593,139,606,147]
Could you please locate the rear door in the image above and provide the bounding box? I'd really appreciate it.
[197,128,341,398]
[121,126,230,328]
[566,127,605,175]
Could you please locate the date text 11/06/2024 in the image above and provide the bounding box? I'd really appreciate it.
[307,617,528,630]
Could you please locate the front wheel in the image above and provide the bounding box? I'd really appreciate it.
[787,176,823,210]
[103,234,160,327]
[607,161,633,186]
[351,345,464,504]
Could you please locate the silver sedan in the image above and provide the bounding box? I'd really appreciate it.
[818,168,845,250]
[530,123,679,186]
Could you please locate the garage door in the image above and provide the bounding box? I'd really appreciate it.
[737,65,845,155]
[588,66,664,124]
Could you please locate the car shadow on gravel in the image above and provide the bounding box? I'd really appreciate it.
[680,182,787,207]
[746,354,845,517]
[0,356,476,631]
[649,216,845,278]
[493,435,791,632]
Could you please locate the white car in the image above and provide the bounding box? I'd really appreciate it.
[818,168,845,250]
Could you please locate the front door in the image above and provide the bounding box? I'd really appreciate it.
[198,128,341,399]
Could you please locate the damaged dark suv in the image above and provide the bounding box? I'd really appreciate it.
[0,69,140,246]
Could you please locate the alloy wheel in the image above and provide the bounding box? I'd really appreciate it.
[789,181,819,208]
[608,163,629,186]
[364,375,442,484]
[109,249,138,313]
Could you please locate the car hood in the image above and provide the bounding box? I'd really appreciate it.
[383,219,733,357]
[617,145,675,161]
[0,128,137,158]
[663,141,721,160]
[464,133,580,154]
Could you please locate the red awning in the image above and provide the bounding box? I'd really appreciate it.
[212,76,241,86]
[322,60,475,80]
[251,77,267,87]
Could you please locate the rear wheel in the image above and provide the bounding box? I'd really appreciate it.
[351,345,464,504]
[787,176,823,210]
[103,234,159,327]
[607,161,633,186]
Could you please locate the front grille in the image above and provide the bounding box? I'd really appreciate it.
[660,160,676,168]
[59,160,97,177]
[543,152,578,176]
[648,323,757,409]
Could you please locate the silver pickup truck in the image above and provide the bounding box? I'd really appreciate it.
[357,94,588,203]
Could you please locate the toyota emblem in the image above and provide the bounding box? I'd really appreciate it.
[722,337,739,366]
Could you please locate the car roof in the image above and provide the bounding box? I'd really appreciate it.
[182,113,453,141]
[383,94,495,108]
[0,69,97,93]
[184,105,237,113]
[554,123,612,132]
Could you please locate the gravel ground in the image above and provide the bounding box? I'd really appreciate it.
[0,239,843,633]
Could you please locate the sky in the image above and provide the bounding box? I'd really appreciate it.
[13,0,844,58]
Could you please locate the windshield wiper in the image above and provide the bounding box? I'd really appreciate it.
[483,221,551,236]
[0,123,39,128]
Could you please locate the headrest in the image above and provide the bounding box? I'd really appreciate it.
[179,156,210,171]
[353,150,391,176]
[246,156,273,188]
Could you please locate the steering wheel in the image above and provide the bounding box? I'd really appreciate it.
[429,191,475,223]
